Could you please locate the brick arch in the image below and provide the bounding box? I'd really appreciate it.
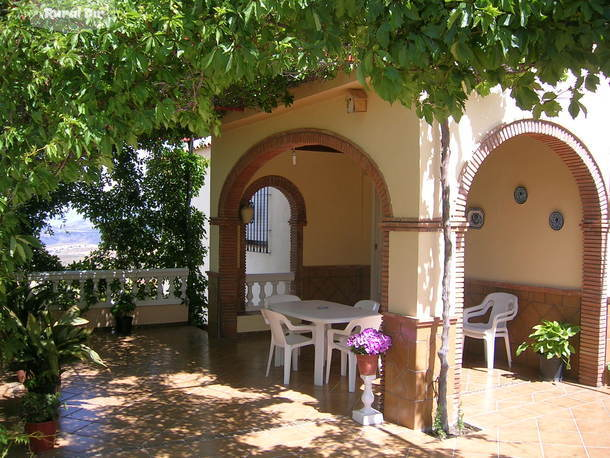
[215,128,393,337]
[218,128,393,219]
[453,119,609,387]
[241,175,307,225]
[240,175,306,301]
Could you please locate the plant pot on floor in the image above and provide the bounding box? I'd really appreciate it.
[115,316,134,335]
[539,354,563,381]
[25,420,58,453]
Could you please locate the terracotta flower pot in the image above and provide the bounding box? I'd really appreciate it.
[356,354,379,376]
[25,420,58,453]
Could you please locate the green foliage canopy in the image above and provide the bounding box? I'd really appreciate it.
[68,136,208,323]
[0,0,349,288]
[326,0,609,121]
[1,0,608,290]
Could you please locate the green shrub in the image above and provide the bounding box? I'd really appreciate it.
[516,320,580,369]
[0,423,31,457]
[111,291,136,318]
[1,305,106,394]
[21,392,61,423]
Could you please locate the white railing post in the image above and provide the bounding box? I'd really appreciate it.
[243,272,295,311]
[246,280,254,307]
[27,268,189,310]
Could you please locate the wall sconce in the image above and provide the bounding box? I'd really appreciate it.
[240,203,254,224]
[346,89,367,113]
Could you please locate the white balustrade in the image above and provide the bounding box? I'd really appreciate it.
[27,268,189,309]
[244,272,295,311]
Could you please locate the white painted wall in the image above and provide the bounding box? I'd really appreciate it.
[246,187,291,274]
[192,143,211,279]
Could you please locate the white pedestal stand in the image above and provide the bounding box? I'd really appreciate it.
[352,374,384,425]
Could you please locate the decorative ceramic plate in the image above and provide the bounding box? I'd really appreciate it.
[549,211,564,231]
[467,208,485,229]
[514,186,528,204]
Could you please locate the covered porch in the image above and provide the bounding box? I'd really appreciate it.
[2,325,609,456]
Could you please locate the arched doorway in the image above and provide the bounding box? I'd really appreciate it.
[240,175,306,307]
[453,119,608,387]
[216,129,393,337]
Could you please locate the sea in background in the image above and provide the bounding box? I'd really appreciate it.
[40,209,101,266]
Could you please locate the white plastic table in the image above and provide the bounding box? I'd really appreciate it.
[268,300,381,386]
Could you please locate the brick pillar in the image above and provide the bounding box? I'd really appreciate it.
[383,312,458,430]
[579,221,608,386]
[216,217,241,338]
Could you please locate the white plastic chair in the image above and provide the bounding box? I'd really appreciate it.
[263,294,303,366]
[262,295,301,323]
[354,300,380,313]
[261,308,315,384]
[263,294,301,308]
[463,292,518,370]
[325,315,383,392]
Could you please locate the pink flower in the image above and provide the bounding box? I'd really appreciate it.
[346,328,392,355]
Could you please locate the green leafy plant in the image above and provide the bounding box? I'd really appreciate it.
[432,408,447,440]
[21,392,61,424]
[0,283,55,368]
[2,283,56,324]
[516,320,580,369]
[1,305,106,394]
[0,423,33,458]
[456,404,465,435]
[68,138,208,325]
[110,291,136,319]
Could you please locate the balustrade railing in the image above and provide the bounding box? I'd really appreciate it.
[245,272,295,311]
[27,268,188,309]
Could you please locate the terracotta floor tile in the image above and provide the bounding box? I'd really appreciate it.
[531,390,568,402]
[580,431,610,448]
[498,441,542,458]
[586,447,610,458]
[566,389,608,403]
[573,418,610,433]
[57,416,91,434]
[538,396,588,410]
[536,416,578,433]
[497,419,540,444]
[542,445,588,458]
[146,437,257,457]
[453,434,498,456]
[407,449,454,458]
[3,326,610,457]
[571,405,610,421]
[53,432,124,455]
[538,428,583,447]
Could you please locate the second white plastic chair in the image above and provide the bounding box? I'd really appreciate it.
[464,292,518,370]
[325,315,383,392]
[354,300,380,313]
[261,308,315,384]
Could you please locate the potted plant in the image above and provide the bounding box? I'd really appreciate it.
[0,423,33,457]
[1,305,106,394]
[111,291,136,335]
[1,292,105,453]
[346,328,392,376]
[516,320,580,381]
[21,392,61,453]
